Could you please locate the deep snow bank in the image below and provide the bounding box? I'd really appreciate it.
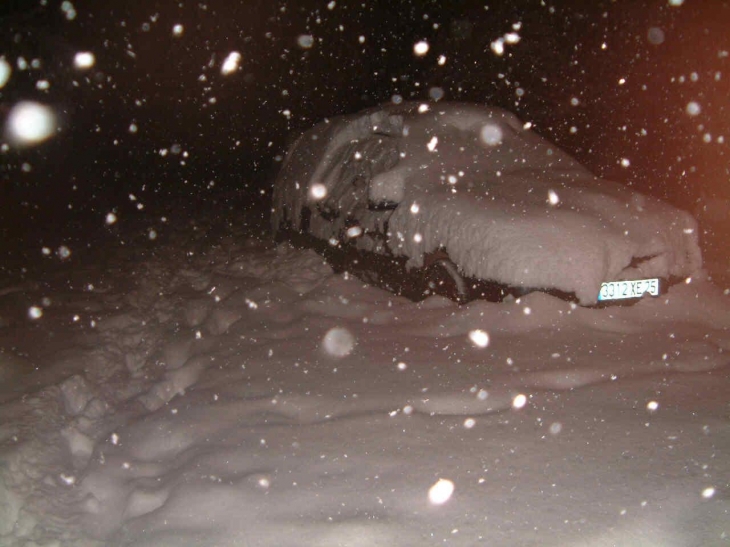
[0,210,727,546]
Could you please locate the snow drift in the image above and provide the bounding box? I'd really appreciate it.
[0,207,727,546]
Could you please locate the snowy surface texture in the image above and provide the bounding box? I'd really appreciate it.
[0,208,728,547]
[272,102,703,304]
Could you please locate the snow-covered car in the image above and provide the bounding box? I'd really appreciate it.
[271,102,703,305]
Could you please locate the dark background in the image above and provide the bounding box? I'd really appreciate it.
[1,0,728,268]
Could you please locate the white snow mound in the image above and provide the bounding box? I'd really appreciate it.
[272,102,702,304]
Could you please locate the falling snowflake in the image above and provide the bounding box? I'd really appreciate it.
[428,478,454,504]
[297,35,314,49]
[6,102,57,145]
[322,327,355,357]
[512,393,527,409]
[413,41,429,56]
[480,124,503,146]
[468,329,490,348]
[74,52,95,69]
[310,183,327,200]
[686,101,701,116]
[221,52,242,75]
[0,57,10,88]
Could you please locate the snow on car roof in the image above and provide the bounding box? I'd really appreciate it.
[272,102,702,304]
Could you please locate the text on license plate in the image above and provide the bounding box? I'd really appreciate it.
[598,278,660,301]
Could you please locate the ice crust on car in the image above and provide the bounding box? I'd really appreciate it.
[272,102,703,304]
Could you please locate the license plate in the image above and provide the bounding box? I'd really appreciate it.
[598,278,660,301]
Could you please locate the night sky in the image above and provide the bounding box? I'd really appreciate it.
[1,0,729,257]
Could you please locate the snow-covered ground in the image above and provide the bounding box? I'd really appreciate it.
[0,201,728,546]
